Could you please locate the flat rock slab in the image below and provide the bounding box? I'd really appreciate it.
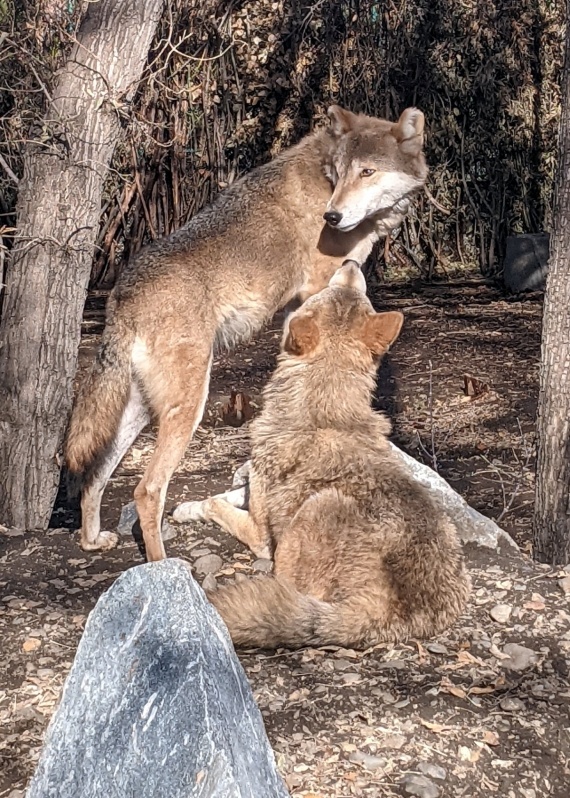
[27,558,289,798]
[387,443,518,553]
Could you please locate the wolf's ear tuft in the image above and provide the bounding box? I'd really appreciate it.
[284,314,320,357]
[361,311,403,355]
[327,105,356,137]
[392,108,425,156]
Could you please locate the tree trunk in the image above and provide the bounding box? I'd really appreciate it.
[0,0,164,529]
[533,0,570,566]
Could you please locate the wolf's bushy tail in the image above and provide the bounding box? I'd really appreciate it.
[65,314,135,478]
[208,577,372,649]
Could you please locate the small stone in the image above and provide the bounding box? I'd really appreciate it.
[160,520,177,542]
[333,658,354,671]
[490,604,512,624]
[202,574,217,592]
[559,575,570,595]
[401,773,440,798]
[501,643,539,671]
[417,763,447,780]
[377,659,406,670]
[378,733,406,750]
[194,554,223,576]
[426,643,448,655]
[252,558,272,573]
[349,750,386,770]
[371,689,397,704]
[531,683,547,699]
[117,502,177,541]
[231,461,251,488]
[15,705,41,721]
[192,548,212,558]
[500,696,525,711]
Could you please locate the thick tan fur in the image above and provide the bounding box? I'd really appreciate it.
[65,301,134,475]
[195,265,471,649]
[65,106,428,560]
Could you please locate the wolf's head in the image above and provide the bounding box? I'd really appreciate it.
[282,262,403,366]
[322,106,427,232]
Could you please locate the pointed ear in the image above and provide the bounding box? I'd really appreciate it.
[327,105,357,136]
[283,314,320,357]
[361,311,404,355]
[391,108,425,156]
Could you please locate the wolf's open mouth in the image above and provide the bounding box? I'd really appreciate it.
[332,196,412,232]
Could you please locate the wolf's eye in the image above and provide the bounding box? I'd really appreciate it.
[360,168,376,177]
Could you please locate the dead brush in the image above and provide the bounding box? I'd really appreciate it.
[0,0,564,287]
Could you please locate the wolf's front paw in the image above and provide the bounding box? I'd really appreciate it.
[80,530,119,552]
[172,500,206,523]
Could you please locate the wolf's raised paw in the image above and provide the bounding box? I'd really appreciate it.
[80,530,119,552]
[172,501,206,523]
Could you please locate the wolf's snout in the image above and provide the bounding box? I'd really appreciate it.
[323,210,343,227]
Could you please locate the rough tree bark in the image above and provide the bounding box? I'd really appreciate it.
[0,0,164,529]
[533,0,570,566]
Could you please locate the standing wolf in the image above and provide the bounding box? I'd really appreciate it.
[65,106,428,561]
[176,263,470,649]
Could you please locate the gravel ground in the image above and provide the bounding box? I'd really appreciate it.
[2,284,569,797]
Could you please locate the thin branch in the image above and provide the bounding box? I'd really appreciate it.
[0,153,18,185]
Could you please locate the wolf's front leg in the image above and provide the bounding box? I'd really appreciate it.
[200,498,271,560]
[172,484,248,525]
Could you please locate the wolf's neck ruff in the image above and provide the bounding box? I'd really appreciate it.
[258,354,381,434]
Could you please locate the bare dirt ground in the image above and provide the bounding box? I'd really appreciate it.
[1,281,570,797]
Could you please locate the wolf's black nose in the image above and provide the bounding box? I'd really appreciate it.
[324,210,343,226]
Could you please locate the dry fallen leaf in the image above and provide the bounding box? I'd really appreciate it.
[524,592,546,611]
[463,373,490,399]
[22,638,41,652]
[469,674,506,695]
[221,390,255,427]
[416,640,428,663]
[420,718,455,734]
[459,745,481,763]
[457,650,484,666]
[440,676,467,699]
[482,730,500,746]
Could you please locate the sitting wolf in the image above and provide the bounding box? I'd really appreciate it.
[175,263,471,649]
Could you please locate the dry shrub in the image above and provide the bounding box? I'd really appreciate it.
[0,0,564,285]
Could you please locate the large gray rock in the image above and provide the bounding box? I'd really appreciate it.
[27,559,289,798]
[388,443,518,551]
[503,233,549,292]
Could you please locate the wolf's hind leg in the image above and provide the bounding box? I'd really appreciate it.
[200,498,271,560]
[80,381,150,551]
[134,347,213,562]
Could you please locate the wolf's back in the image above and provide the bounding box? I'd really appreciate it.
[65,308,134,478]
